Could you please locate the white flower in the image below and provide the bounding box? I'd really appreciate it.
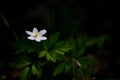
[26,27,47,42]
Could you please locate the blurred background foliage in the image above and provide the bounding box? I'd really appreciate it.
[0,0,120,80]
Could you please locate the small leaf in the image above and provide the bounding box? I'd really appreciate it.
[56,54,65,61]
[38,50,47,58]
[65,61,72,71]
[86,38,98,46]
[21,67,30,80]
[53,63,65,76]
[10,59,31,69]
[46,53,56,62]
[42,40,48,50]
[78,57,97,69]
[32,61,42,77]
[34,61,42,75]
[58,47,71,52]
[50,51,57,62]
[48,33,59,48]
[54,50,64,55]
[32,65,38,75]
[78,47,86,56]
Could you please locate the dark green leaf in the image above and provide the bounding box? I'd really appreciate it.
[86,38,98,47]
[78,57,97,69]
[65,61,72,71]
[10,59,31,69]
[21,67,30,80]
[46,53,56,62]
[42,40,48,50]
[32,61,42,77]
[48,33,59,48]
[38,50,48,58]
[53,63,65,76]
[77,47,86,56]
[54,50,64,55]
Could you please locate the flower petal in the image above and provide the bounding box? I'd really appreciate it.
[39,29,47,36]
[41,36,47,40]
[35,37,41,42]
[28,36,35,40]
[33,27,38,33]
[26,31,33,36]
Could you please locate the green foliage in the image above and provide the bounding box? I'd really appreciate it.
[9,33,109,80]
[10,56,31,69]
[31,61,42,77]
[21,67,30,80]
[39,50,48,58]
[53,62,65,76]
[78,57,97,69]
[6,4,111,80]
[0,4,113,80]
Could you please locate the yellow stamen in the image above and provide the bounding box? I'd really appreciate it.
[34,32,40,38]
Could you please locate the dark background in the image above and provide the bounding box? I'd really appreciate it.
[0,0,120,80]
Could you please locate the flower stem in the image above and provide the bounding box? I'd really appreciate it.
[0,13,19,41]
[73,59,84,80]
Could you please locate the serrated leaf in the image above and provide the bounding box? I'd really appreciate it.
[38,50,47,58]
[21,67,30,80]
[53,63,65,76]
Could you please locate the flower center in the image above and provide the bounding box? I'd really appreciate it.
[34,32,40,38]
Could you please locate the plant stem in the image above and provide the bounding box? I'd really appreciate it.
[73,59,84,80]
[72,59,76,80]
[0,13,19,41]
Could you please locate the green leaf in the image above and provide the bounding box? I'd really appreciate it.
[15,45,33,54]
[65,61,72,71]
[54,50,64,55]
[10,59,31,69]
[32,65,38,75]
[77,47,86,56]
[38,50,48,58]
[97,35,110,47]
[32,61,42,77]
[48,33,59,48]
[54,41,71,54]
[21,67,30,80]
[78,57,97,69]
[58,47,71,52]
[46,53,56,62]
[42,40,48,50]
[50,51,57,62]
[56,54,65,61]
[86,38,98,47]
[53,63,65,76]
[11,40,33,54]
